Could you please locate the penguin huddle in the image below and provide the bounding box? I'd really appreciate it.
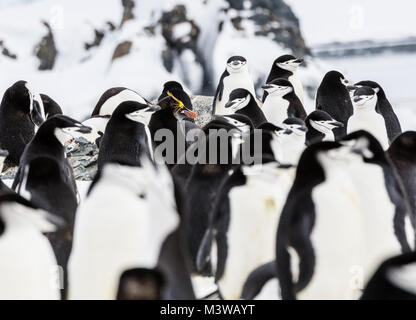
[0,51,413,301]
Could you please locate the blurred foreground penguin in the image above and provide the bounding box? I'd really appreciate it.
[0,150,11,191]
[263,55,304,104]
[213,56,257,115]
[305,110,343,145]
[0,81,46,169]
[0,192,63,299]
[356,80,401,142]
[68,159,194,299]
[316,71,354,139]
[347,86,390,150]
[261,79,306,126]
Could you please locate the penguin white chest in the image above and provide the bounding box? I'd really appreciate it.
[347,112,389,149]
[262,96,290,126]
[288,74,304,105]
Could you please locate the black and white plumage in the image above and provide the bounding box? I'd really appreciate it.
[40,94,63,118]
[262,54,304,104]
[0,149,11,191]
[305,110,343,146]
[355,80,402,143]
[97,101,158,170]
[261,79,306,126]
[213,56,257,115]
[0,81,46,169]
[316,70,354,139]
[224,88,267,127]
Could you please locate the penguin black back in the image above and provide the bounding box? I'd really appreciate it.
[225,89,266,127]
[316,71,353,139]
[41,94,63,118]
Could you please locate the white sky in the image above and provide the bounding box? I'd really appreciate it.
[285,0,416,45]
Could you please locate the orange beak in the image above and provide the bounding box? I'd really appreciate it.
[183,110,197,119]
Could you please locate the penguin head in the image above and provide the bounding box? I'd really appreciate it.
[321,70,354,91]
[162,81,183,92]
[274,54,303,72]
[256,122,292,164]
[224,89,253,112]
[222,114,254,135]
[262,78,294,97]
[352,86,379,109]
[226,56,248,73]
[282,117,308,137]
[0,149,8,173]
[355,80,386,99]
[340,130,385,163]
[40,114,92,146]
[306,110,343,136]
[112,101,161,124]
[4,80,46,127]
[159,89,197,120]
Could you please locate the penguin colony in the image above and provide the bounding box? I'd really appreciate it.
[0,52,415,301]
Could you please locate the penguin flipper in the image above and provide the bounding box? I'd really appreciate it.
[212,70,229,114]
[240,261,276,300]
[196,228,214,274]
[11,165,22,191]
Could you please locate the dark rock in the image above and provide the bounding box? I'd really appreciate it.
[120,0,135,28]
[111,40,133,61]
[85,29,105,51]
[0,41,17,59]
[66,137,99,181]
[34,21,58,70]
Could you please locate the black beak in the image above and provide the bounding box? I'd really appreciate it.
[330,120,344,127]
[262,84,274,90]
[347,85,358,91]
[294,58,304,64]
[283,129,292,135]
[30,100,45,127]
[298,126,308,132]
[76,125,92,134]
[353,96,363,103]
[146,105,161,112]
[224,101,235,109]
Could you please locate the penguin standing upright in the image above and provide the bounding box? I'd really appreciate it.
[213,56,257,115]
[40,94,63,118]
[347,86,390,150]
[19,155,78,298]
[261,79,306,126]
[97,101,159,170]
[263,55,304,104]
[224,89,267,127]
[305,110,344,146]
[68,160,194,299]
[0,192,63,299]
[12,115,92,198]
[355,80,402,143]
[316,71,354,139]
[0,81,46,168]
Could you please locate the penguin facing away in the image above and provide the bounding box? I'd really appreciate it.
[91,87,150,117]
[261,78,306,127]
[348,86,390,150]
[0,81,46,168]
[40,94,63,118]
[224,89,267,128]
[0,192,64,299]
[263,54,304,104]
[305,110,344,146]
[355,80,402,143]
[316,70,354,139]
[213,56,257,115]
[97,101,159,170]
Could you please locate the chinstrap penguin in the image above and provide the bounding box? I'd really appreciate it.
[305,110,343,146]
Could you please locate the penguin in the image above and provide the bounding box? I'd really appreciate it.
[149,89,197,168]
[19,155,78,299]
[0,192,64,299]
[97,101,159,170]
[224,89,267,127]
[213,56,257,115]
[91,87,150,116]
[305,110,344,146]
[0,149,11,191]
[261,78,306,126]
[361,251,416,300]
[275,118,308,166]
[347,86,390,150]
[355,80,402,143]
[40,94,63,118]
[262,54,304,104]
[387,131,416,247]
[315,70,354,139]
[12,115,92,199]
[72,115,110,146]
[0,81,46,169]
[68,160,194,299]
[117,268,165,300]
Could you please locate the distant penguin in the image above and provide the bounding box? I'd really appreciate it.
[356,80,402,142]
[263,54,304,104]
[261,79,306,126]
[19,155,78,298]
[213,56,257,115]
[305,110,344,146]
[316,71,354,139]
[224,89,267,127]
[0,192,63,299]
[97,101,159,170]
[0,149,11,191]
[12,115,92,199]
[361,251,416,300]
[91,87,150,117]
[69,160,194,299]
[40,94,63,118]
[0,81,46,168]
[347,86,390,150]
[276,118,307,165]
